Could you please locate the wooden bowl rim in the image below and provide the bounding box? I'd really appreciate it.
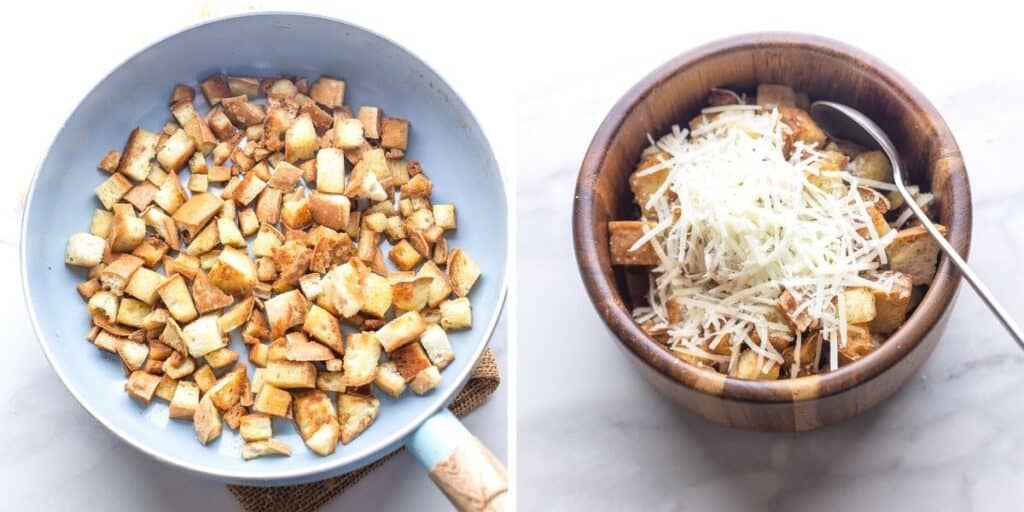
[573,32,972,404]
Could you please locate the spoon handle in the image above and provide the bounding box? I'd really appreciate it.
[901,191,1024,347]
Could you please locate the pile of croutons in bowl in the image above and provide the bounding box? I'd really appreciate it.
[64,74,482,460]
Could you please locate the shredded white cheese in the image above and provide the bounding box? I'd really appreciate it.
[632,108,895,373]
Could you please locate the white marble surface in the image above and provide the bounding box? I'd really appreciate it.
[1,2,508,511]
[517,2,1024,510]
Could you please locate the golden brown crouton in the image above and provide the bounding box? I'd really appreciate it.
[843,287,877,325]
[886,225,948,285]
[869,272,913,334]
[608,221,658,266]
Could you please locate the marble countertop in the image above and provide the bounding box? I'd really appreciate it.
[516,3,1024,511]
[2,2,507,510]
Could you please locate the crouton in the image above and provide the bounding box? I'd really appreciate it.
[869,272,914,334]
[342,332,381,386]
[851,151,893,183]
[156,128,195,172]
[843,287,877,324]
[729,349,780,380]
[264,360,317,389]
[241,439,292,460]
[207,365,247,411]
[162,351,196,379]
[193,396,222,445]
[191,269,233,313]
[338,392,380,444]
[374,361,406,398]
[447,248,481,297]
[308,192,350,231]
[315,147,346,194]
[155,274,197,323]
[116,297,152,328]
[170,101,218,154]
[380,117,409,150]
[117,341,149,371]
[416,261,453,308]
[839,324,877,364]
[65,233,106,268]
[285,113,318,162]
[776,288,812,332]
[98,150,121,173]
[125,267,166,305]
[168,380,199,419]
[264,289,309,339]
[131,237,170,267]
[240,413,272,442]
[361,273,392,318]
[321,259,366,318]
[284,332,334,361]
[439,297,472,330]
[125,370,161,404]
[391,342,432,382]
[181,314,225,357]
[281,195,313,230]
[217,295,254,333]
[108,206,146,252]
[267,161,303,190]
[376,311,427,352]
[409,366,442,395]
[115,128,160,181]
[123,182,159,211]
[334,118,365,150]
[221,95,266,127]
[358,106,382,139]
[388,239,423,271]
[420,324,454,369]
[886,225,948,285]
[309,77,345,108]
[172,192,224,240]
[608,221,658,266]
[779,104,827,150]
[95,173,133,210]
[292,390,340,456]
[391,276,432,312]
[302,304,344,354]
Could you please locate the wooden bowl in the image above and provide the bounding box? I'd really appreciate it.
[573,33,972,431]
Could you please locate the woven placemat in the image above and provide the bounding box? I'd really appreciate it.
[228,348,501,512]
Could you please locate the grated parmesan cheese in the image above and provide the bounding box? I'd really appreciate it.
[632,108,897,373]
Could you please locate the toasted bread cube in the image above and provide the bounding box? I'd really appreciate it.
[88,291,120,324]
[221,95,266,127]
[343,163,387,201]
[153,175,188,215]
[779,104,827,149]
[608,221,658,266]
[125,267,166,305]
[342,332,381,386]
[132,237,170,268]
[265,289,309,339]
[162,352,196,379]
[125,370,161,404]
[206,365,247,410]
[183,221,218,257]
[252,224,284,259]
[361,273,392,318]
[97,149,121,173]
[303,304,344,354]
[316,371,346,392]
[191,365,216,394]
[173,192,224,240]
[65,233,106,268]
[376,311,427,352]
[191,269,234,314]
[98,254,143,296]
[409,366,442,395]
[89,209,114,239]
[756,84,796,106]
[240,414,272,442]
[321,259,366,318]
[108,208,146,253]
[284,332,334,361]
[285,113,318,162]
[95,173,133,210]
[156,128,195,172]
[391,276,432,312]
[309,77,345,108]
[380,117,409,150]
[417,261,453,308]
[292,390,340,456]
[334,118,365,150]
[729,349,780,380]
[199,75,231,106]
[439,298,472,330]
[117,341,149,371]
[92,330,123,353]
[222,404,246,431]
[167,381,199,419]
[387,240,422,271]
[253,384,292,417]
[308,192,350,231]
[217,217,246,249]
[887,225,948,285]
[420,324,454,369]
[264,360,317,389]
[182,314,225,357]
[248,341,270,367]
[116,297,152,328]
[373,361,405,398]
[241,438,292,460]
[193,396,222,445]
[123,182,159,211]
[357,106,382,139]
[338,393,380,444]
[78,278,101,300]
[205,347,240,370]
[869,272,914,334]
[839,324,877,364]
[405,208,435,235]
[447,248,481,297]
[171,101,218,154]
[217,295,254,335]
[208,247,257,295]
[776,288,812,332]
[115,128,160,181]
[844,287,877,324]
[234,208,257,237]
[851,151,893,183]
[155,274,197,323]
[226,76,261,98]
[432,204,456,231]
[391,342,432,382]
[315,148,346,194]
[298,273,324,302]
[281,196,313,230]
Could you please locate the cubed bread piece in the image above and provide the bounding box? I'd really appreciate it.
[391,342,432,382]
[157,274,198,323]
[316,148,346,194]
[361,272,392,318]
[193,396,222,445]
[95,173,134,210]
[125,370,161,404]
[869,272,914,334]
[284,332,334,361]
[221,95,266,127]
[417,261,453,308]
[447,248,481,297]
[264,289,309,339]
[779,104,827,149]
[182,314,225,357]
[409,366,442,395]
[608,221,658,266]
[375,311,427,352]
[850,151,893,183]
[108,207,146,252]
[302,304,344,354]
[162,352,196,379]
[419,324,454,369]
[117,341,149,372]
[729,349,780,380]
[172,192,224,240]
[292,390,340,456]
[125,267,166,305]
[169,380,200,419]
[839,324,877,364]
[843,287,877,325]
[116,297,152,328]
[253,384,292,417]
[240,413,272,442]
[374,361,406,398]
[391,276,432,312]
[309,192,351,231]
[886,225,948,285]
[116,127,160,181]
[388,240,422,271]
[170,101,218,154]
[156,128,195,172]
[309,77,345,108]
[206,365,247,411]
[264,360,317,389]
[321,259,366,318]
[334,118,365,150]
[776,288,812,332]
[439,297,472,330]
[338,393,380,444]
[380,117,409,150]
[285,113,318,162]
[342,332,381,386]
[208,247,257,295]
[242,438,292,460]
[65,233,106,268]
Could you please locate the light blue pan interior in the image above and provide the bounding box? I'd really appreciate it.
[21,13,507,485]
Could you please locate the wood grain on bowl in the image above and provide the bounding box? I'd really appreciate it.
[573,33,971,431]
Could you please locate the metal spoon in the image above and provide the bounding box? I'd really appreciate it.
[810,100,1024,348]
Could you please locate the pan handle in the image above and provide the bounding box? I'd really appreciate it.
[406,409,508,511]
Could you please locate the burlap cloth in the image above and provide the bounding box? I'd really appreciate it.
[228,348,501,512]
